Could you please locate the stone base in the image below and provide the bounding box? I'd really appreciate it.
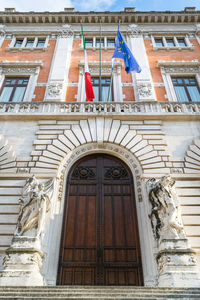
[0,236,44,286]
[158,271,200,288]
[0,270,44,286]
[157,239,200,287]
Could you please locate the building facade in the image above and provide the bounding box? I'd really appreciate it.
[0,7,200,287]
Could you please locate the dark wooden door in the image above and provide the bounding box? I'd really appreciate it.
[57,154,143,285]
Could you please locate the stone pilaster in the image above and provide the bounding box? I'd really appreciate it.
[0,24,5,48]
[45,24,73,101]
[127,25,156,101]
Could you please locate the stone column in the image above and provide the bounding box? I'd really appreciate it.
[45,24,73,101]
[127,24,156,101]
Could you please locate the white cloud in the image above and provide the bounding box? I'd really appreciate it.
[0,0,117,12]
[72,0,116,11]
[0,0,72,12]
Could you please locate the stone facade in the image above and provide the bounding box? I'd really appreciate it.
[0,7,200,287]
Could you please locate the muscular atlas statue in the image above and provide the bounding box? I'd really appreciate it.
[147,176,185,240]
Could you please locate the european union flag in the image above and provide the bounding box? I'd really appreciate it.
[112,27,141,74]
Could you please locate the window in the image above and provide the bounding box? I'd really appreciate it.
[85,39,93,48]
[0,77,29,102]
[155,38,164,47]
[91,77,113,102]
[166,38,175,47]
[82,37,115,49]
[177,38,186,47]
[107,38,115,47]
[96,39,104,48]
[172,77,200,102]
[25,39,34,48]
[152,36,192,49]
[36,39,45,48]
[9,37,48,50]
[14,39,23,48]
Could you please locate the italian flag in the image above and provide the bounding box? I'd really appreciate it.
[81,25,95,102]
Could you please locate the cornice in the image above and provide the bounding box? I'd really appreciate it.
[158,60,200,68]
[0,11,199,25]
[0,60,43,68]
[78,61,122,68]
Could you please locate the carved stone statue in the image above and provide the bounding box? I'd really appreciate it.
[14,175,55,238]
[147,176,185,240]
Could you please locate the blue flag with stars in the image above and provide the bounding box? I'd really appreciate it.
[112,26,141,74]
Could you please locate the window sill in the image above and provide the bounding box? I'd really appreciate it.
[80,46,115,51]
[153,46,194,51]
[6,47,47,52]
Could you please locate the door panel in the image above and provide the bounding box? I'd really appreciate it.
[57,154,143,285]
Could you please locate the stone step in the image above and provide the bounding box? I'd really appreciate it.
[1,287,200,291]
[0,287,200,300]
[0,294,200,300]
[0,290,200,294]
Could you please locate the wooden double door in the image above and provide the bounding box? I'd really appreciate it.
[57,154,143,285]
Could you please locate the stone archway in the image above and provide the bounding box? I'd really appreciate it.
[57,153,143,286]
[42,143,157,287]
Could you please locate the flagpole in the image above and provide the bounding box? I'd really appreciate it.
[99,19,102,102]
[107,60,114,102]
[107,19,121,102]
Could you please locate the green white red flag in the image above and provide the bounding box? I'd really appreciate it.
[81,25,95,102]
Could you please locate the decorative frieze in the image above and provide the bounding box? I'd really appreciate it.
[158,60,200,73]
[0,12,199,25]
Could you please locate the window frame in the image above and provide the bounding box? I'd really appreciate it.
[154,38,164,47]
[171,76,200,102]
[25,39,35,48]
[14,39,23,48]
[91,76,114,102]
[0,61,42,102]
[36,39,46,48]
[77,61,123,102]
[158,60,200,102]
[0,77,29,102]
[165,38,175,47]
[85,38,93,48]
[8,36,49,51]
[106,38,115,48]
[81,36,116,50]
[152,35,193,50]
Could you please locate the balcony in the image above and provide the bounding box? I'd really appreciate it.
[0,101,200,120]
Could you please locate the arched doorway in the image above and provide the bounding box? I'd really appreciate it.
[57,154,143,285]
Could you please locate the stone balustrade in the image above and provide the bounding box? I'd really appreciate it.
[0,101,199,116]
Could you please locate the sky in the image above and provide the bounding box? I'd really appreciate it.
[0,0,199,12]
